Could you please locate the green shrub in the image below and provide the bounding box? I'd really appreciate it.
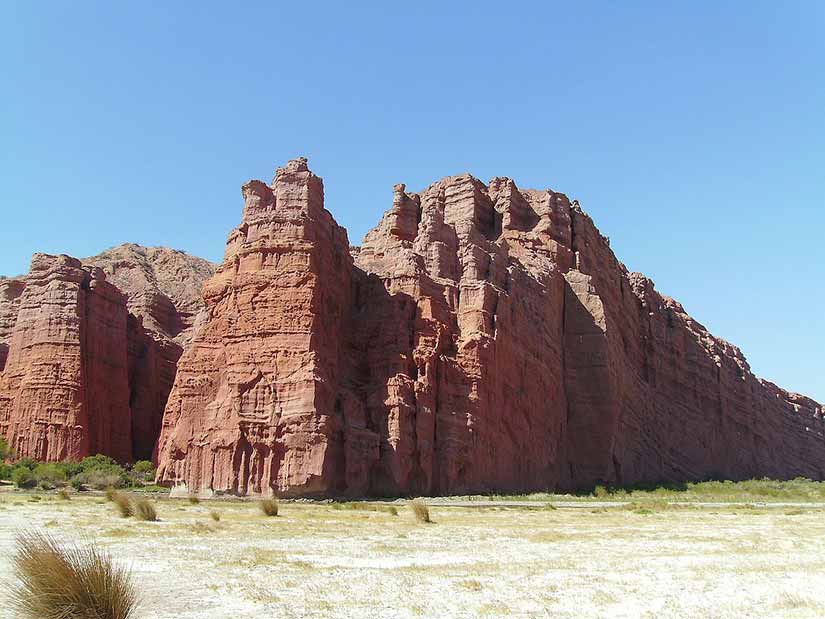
[593,484,610,498]
[130,460,156,482]
[15,458,38,471]
[66,455,131,490]
[259,498,279,517]
[0,437,12,461]
[75,470,125,490]
[188,496,200,505]
[33,464,68,489]
[10,531,137,619]
[79,454,119,470]
[0,462,13,480]
[12,467,36,489]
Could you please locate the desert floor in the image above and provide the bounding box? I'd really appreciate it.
[1,491,824,618]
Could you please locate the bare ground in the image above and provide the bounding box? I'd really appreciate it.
[1,491,824,618]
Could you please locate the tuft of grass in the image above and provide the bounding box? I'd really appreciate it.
[259,498,279,517]
[113,494,134,518]
[458,578,483,592]
[134,498,158,522]
[410,498,431,523]
[104,487,117,502]
[210,510,221,522]
[10,530,137,619]
[388,505,399,516]
[57,489,71,501]
[188,496,200,505]
[190,522,216,534]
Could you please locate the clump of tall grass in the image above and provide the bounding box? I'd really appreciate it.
[57,489,71,501]
[10,531,137,619]
[134,498,157,522]
[112,494,134,518]
[104,487,118,502]
[410,498,431,523]
[259,498,279,517]
[210,510,221,522]
[188,496,200,505]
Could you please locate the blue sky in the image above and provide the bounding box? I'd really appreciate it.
[1,2,823,401]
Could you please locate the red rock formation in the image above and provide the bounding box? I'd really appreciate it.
[156,158,354,494]
[0,256,132,461]
[82,245,216,461]
[156,158,825,497]
[0,246,215,463]
[83,244,215,347]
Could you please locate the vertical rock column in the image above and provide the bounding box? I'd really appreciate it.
[155,158,354,496]
[0,256,132,461]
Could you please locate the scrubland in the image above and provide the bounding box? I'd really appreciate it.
[1,481,824,618]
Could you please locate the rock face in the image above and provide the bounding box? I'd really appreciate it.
[83,244,215,347]
[0,256,132,461]
[0,246,215,462]
[82,245,216,460]
[156,159,354,494]
[156,158,825,497]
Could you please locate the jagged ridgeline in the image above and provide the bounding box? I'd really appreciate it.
[2,158,824,497]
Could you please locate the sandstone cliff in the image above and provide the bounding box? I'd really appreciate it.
[82,245,216,460]
[0,246,215,462]
[0,256,132,461]
[155,159,825,497]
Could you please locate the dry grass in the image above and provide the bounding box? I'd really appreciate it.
[57,489,71,501]
[113,494,134,518]
[10,530,137,619]
[410,498,431,523]
[259,498,279,517]
[104,487,117,502]
[210,510,221,522]
[189,522,216,535]
[332,502,399,516]
[134,498,158,522]
[188,496,200,505]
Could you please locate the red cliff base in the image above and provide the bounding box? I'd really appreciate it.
[150,158,825,497]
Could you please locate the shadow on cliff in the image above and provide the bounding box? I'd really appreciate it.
[339,269,474,498]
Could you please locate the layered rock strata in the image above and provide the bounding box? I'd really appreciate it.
[0,256,132,461]
[156,158,825,496]
[0,246,215,462]
[82,245,216,460]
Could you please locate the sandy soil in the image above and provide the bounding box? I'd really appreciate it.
[1,492,824,618]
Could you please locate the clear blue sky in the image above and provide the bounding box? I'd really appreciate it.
[1,2,823,401]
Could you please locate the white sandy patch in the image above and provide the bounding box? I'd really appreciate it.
[0,493,824,618]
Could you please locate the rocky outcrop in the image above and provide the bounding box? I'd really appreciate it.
[83,245,216,460]
[0,246,215,463]
[156,158,354,494]
[156,158,825,497]
[0,256,132,461]
[83,244,215,347]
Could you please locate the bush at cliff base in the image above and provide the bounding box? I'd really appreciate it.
[0,454,138,490]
